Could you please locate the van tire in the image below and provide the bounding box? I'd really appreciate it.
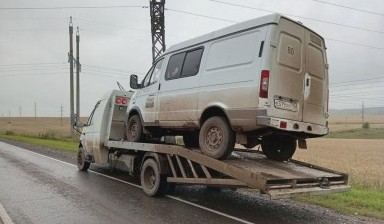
[126,115,143,142]
[141,158,167,196]
[261,135,297,161]
[199,116,235,160]
[77,147,90,171]
[183,133,199,148]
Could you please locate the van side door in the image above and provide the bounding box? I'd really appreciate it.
[157,48,204,127]
[134,59,164,124]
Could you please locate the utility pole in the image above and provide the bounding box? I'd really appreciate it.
[34,102,37,118]
[19,106,21,117]
[69,16,75,137]
[150,0,166,63]
[60,105,64,126]
[362,101,364,125]
[76,26,80,126]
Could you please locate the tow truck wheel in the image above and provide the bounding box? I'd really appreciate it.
[126,115,143,142]
[77,147,90,171]
[141,158,167,196]
[261,135,297,161]
[199,116,235,160]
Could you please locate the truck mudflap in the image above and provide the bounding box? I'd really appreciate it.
[106,141,350,199]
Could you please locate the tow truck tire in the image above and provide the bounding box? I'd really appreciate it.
[199,116,235,160]
[261,135,297,161]
[126,115,143,142]
[183,133,199,148]
[77,147,90,171]
[141,158,167,197]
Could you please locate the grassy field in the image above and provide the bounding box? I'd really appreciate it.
[1,116,384,219]
[294,138,384,219]
[0,134,78,152]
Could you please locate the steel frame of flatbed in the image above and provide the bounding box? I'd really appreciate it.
[105,140,350,199]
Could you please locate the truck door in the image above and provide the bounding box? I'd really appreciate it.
[302,31,328,125]
[134,59,164,124]
[268,18,305,122]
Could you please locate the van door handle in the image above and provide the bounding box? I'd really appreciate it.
[158,83,161,91]
[148,94,155,97]
[304,73,311,100]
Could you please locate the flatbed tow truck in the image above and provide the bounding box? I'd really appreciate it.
[77,90,350,199]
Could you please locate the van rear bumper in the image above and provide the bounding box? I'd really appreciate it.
[257,116,329,136]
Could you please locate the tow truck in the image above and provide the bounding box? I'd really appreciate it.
[77,90,350,199]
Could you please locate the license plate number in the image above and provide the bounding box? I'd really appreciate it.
[274,99,298,112]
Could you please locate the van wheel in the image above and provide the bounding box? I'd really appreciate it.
[77,147,90,171]
[199,116,235,160]
[261,135,297,161]
[141,158,167,196]
[127,115,143,142]
[183,133,199,148]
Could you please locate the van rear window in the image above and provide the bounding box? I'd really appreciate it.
[165,48,203,80]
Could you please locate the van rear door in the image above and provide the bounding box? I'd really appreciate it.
[267,18,327,126]
[302,31,328,126]
[267,18,305,122]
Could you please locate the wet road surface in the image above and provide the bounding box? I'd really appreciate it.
[0,141,381,224]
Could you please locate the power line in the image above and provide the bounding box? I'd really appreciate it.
[0,73,66,77]
[326,38,384,51]
[310,0,384,17]
[330,77,384,86]
[166,8,237,23]
[0,5,148,10]
[209,0,384,35]
[0,62,66,67]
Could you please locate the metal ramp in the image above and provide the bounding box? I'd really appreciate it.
[106,141,350,199]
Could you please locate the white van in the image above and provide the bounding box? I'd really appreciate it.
[127,13,329,161]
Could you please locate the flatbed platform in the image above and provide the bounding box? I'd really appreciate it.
[106,140,350,199]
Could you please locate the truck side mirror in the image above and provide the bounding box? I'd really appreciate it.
[130,74,141,89]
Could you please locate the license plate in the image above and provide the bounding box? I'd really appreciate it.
[274,99,298,112]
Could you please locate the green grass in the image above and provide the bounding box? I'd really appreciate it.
[298,185,384,219]
[0,134,78,152]
[326,128,384,139]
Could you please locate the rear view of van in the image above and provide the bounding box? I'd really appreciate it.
[127,14,329,161]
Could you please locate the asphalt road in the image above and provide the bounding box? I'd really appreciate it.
[0,141,381,224]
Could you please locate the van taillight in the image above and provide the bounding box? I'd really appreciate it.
[259,70,269,98]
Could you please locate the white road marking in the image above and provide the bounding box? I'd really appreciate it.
[0,202,14,224]
[1,143,254,224]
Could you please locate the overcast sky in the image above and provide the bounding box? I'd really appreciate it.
[1,0,384,117]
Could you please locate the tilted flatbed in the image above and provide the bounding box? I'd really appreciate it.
[105,140,350,199]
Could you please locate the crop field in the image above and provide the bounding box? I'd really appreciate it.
[328,115,384,132]
[0,117,86,138]
[1,116,383,188]
[294,138,384,189]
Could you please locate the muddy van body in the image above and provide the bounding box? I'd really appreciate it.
[127,13,329,160]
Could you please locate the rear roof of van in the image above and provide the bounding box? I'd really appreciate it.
[163,13,323,56]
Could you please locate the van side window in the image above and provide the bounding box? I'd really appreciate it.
[149,58,164,84]
[142,58,164,87]
[181,48,203,77]
[165,52,185,80]
[165,47,204,80]
[142,67,154,87]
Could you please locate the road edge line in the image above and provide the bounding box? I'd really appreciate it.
[0,202,14,224]
[2,142,254,224]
